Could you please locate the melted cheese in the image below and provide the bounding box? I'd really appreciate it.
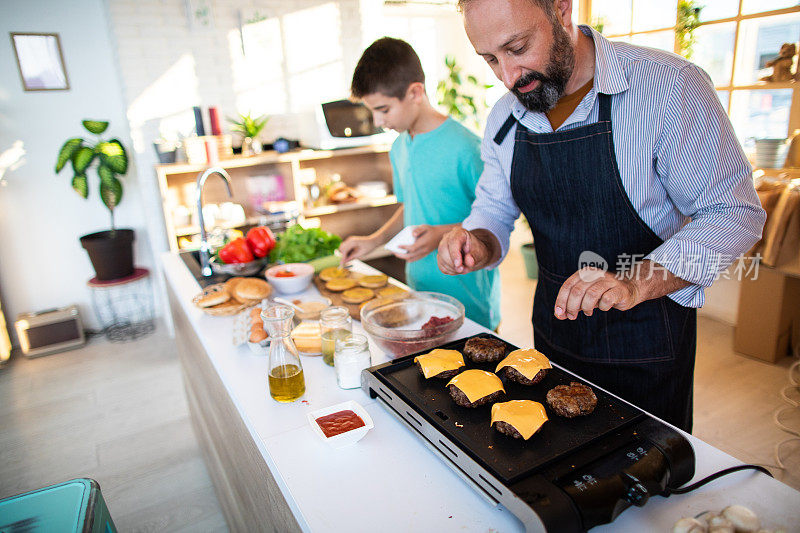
[491,400,548,440]
[414,349,465,379]
[446,369,504,403]
[495,349,551,380]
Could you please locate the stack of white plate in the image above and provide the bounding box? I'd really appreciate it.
[356,181,388,199]
[754,138,788,169]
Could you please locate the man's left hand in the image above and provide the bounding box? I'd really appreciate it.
[554,267,640,320]
[554,259,692,320]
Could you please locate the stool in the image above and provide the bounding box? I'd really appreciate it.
[0,478,117,532]
[87,267,154,342]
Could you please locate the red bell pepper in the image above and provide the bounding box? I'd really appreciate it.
[246,226,276,258]
[218,237,254,264]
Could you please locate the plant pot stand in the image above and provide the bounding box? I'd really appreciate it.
[87,268,154,342]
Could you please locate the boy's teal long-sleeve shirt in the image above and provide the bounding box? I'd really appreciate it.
[390,118,501,330]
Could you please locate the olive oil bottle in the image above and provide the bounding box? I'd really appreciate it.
[262,305,306,402]
[268,364,305,402]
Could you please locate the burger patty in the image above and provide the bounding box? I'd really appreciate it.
[499,366,547,386]
[415,361,461,380]
[448,386,504,408]
[492,420,524,439]
[463,337,506,363]
[546,382,597,418]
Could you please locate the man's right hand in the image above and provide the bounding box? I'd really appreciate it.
[339,235,378,265]
[437,227,496,275]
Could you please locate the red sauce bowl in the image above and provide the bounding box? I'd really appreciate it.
[307,400,374,448]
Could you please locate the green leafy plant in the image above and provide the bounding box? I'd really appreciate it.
[676,1,703,59]
[55,120,128,230]
[269,224,342,264]
[436,55,491,132]
[590,17,606,34]
[228,112,269,139]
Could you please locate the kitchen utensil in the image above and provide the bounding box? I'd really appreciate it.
[263,304,305,402]
[362,333,695,532]
[265,263,314,294]
[306,400,374,448]
[360,291,464,357]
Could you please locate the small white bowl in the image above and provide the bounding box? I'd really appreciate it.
[265,263,314,294]
[306,400,374,448]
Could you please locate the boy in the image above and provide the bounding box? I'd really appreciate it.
[339,37,500,330]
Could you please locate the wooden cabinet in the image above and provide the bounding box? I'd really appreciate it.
[154,145,397,252]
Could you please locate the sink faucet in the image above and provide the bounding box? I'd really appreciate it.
[195,167,233,276]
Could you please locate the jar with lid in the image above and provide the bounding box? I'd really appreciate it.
[320,306,351,366]
[262,304,305,402]
[334,334,372,389]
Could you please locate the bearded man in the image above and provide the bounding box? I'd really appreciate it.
[437,0,766,431]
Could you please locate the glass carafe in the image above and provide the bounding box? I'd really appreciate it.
[262,304,305,402]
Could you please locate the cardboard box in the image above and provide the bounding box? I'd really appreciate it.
[734,265,800,363]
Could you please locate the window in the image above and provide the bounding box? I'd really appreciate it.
[589,0,800,160]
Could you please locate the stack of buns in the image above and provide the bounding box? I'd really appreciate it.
[193,277,272,316]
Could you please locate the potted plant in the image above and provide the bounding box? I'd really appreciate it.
[228,112,269,156]
[55,120,134,281]
[436,55,492,133]
[676,1,703,59]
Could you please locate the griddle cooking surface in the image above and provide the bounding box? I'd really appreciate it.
[373,334,645,484]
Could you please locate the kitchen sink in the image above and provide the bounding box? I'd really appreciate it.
[178,250,232,288]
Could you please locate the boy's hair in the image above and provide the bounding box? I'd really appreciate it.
[351,37,425,100]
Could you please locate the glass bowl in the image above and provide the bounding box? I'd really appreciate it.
[360,291,465,358]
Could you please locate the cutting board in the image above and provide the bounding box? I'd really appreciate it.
[312,276,407,320]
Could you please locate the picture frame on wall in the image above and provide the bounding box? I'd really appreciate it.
[10,32,70,91]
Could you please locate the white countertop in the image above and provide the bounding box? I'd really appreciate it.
[161,253,800,532]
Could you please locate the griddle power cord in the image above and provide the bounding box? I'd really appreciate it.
[665,464,773,495]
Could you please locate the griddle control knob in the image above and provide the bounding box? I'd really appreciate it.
[620,472,649,507]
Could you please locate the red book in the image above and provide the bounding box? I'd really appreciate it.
[208,107,222,135]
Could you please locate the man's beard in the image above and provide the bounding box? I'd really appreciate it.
[511,23,575,113]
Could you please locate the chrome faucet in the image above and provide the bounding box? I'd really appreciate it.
[195,167,233,276]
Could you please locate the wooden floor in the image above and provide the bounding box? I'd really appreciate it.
[0,244,797,529]
[0,327,227,531]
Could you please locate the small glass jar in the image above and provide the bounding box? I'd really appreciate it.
[320,306,351,366]
[334,334,372,389]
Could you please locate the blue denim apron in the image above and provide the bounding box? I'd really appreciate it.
[495,93,696,431]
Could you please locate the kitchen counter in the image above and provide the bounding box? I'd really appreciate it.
[161,252,800,532]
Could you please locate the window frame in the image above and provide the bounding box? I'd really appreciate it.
[582,1,800,137]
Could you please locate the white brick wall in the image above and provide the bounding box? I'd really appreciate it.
[103,0,485,265]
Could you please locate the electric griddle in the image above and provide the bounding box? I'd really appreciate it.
[361,333,695,532]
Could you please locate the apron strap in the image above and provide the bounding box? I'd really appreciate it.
[598,93,612,122]
[493,113,517,145]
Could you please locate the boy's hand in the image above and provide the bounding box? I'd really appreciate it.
[339,235,378,265]
[395,225,441,262]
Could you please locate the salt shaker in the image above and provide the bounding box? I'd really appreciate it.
[334,334,372,389]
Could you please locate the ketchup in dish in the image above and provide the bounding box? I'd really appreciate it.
[315,410,365,438]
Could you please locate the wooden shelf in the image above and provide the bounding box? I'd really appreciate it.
[155,144,391,175]
[172,196,399,237]
[303,195,398,217]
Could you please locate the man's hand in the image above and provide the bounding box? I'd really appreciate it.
[339,235,378,265]
[396,225,447,262]
[437,227,498,275]
[554,260,690,320]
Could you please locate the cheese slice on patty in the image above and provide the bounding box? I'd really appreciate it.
[446,369,504,403]
[414,349,464,379]
[491,400,548,440]
[495,349,551,380]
